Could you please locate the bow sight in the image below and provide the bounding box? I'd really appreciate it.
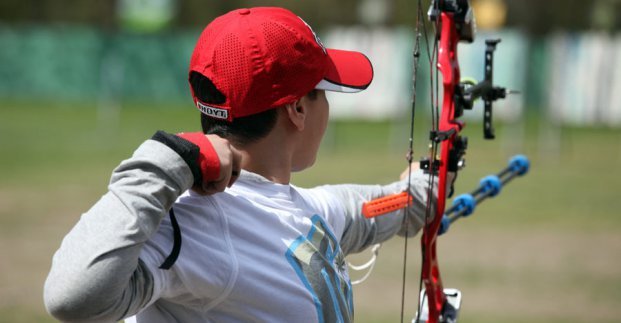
[456,39,508,140]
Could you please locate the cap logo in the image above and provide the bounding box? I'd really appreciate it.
[197,101,229,120]
[297,16,327,54]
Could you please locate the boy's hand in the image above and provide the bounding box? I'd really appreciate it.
[400,162,420,180]
[199,135,242,195]
[176,132,242,195]
[400,163,456,198]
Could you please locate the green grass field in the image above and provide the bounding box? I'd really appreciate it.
[1,102,620,322]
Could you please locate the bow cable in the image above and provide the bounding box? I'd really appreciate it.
[402,0,437,321]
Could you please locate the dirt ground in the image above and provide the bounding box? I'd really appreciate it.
[350,229,621,322]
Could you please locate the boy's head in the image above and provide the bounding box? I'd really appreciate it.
[188,7,373,124]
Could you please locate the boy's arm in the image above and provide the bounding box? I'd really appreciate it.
[43,131,225,322]
[321,169,436,255]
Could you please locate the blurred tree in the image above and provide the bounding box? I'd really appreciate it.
[591,0,620,31]
[506,0,621,34]
[506,0,589,34]
[0,0,115,27]
[0,0,619,33]
[174,0,360,28]
[117,0,176,33]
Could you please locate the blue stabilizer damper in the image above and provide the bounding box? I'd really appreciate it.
[508,155,530,176]
[480,175,502,197]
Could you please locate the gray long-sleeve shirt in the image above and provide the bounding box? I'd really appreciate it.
[44,138,435,322]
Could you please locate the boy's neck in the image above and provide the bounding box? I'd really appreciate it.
[237,124,296,185]
[239,149,292,184]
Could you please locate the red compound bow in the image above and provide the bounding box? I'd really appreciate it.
[362,1,529,322]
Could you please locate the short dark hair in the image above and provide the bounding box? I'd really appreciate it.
[190,72,319,146]
[190,71,279,146]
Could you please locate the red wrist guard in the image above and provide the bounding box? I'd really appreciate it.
[176,132,221,183]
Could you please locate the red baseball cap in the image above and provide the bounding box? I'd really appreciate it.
[189,7,374,121]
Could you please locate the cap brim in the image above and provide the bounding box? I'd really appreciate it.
[315,49,373,93]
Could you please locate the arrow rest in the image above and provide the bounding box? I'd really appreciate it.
[420,134,467,197]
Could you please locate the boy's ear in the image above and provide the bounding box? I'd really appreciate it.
[284,100,306,131]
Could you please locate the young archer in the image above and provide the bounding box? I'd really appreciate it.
[45,7,439,322]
